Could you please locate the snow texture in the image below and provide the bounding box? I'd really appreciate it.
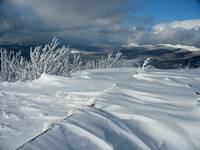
[1,68,200,150]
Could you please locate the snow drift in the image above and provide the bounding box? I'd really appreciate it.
[1,68,200,150]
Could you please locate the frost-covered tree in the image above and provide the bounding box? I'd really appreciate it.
[0,38,82,82]
[85,51,126,69]
[0,49,31,82]
[0,38,127,82]
[30,38,82,79]
[135,57,153,72]
[141,57,153,72]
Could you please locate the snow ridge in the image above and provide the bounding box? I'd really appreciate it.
[16,68,200,150]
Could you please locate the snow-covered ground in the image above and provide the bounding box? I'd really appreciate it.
[1,68,200,150]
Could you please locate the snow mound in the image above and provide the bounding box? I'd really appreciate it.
[14,68,200,150]
[0,69,123,150]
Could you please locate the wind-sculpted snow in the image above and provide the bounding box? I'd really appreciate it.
[0,70,125,150]
[1,68,200,150]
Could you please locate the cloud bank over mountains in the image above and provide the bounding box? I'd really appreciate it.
[127,19,200,48]
[150,19,200,46]
[0,0,200,47]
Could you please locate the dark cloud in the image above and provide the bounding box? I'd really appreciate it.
[0,1,60,43]
[0,0,200,48]
[0,0,135,45]
[13,0,126,28]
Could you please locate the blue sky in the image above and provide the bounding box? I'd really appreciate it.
[139,0,200,22]
[0,0,200,47]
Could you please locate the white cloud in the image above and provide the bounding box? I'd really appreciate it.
[138,19,200,47]
[153,19,200,34]
[1,0,200,47]
[126,19,200,47]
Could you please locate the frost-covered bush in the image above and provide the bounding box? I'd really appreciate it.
[0,38,82,82]
[0,49,31,82]
[85,51,126,69]
[136,57,153,72]
[178,63,193,70]
[0,38,126,82]
[30,38,82,79]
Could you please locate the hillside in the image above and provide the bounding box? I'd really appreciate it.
[1,68,200,150]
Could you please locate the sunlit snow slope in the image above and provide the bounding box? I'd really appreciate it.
[1,68,200,150]
[0,70,124,150]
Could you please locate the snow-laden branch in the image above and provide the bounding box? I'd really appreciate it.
[85,51,126,69]
[30,38,82,79]
[0,38,127,82]
[0,38,82,82]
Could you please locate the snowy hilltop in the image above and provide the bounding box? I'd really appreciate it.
[1,67,200,150]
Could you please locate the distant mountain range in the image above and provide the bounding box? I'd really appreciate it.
[119,43,200,69]
[1,42,200,69]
